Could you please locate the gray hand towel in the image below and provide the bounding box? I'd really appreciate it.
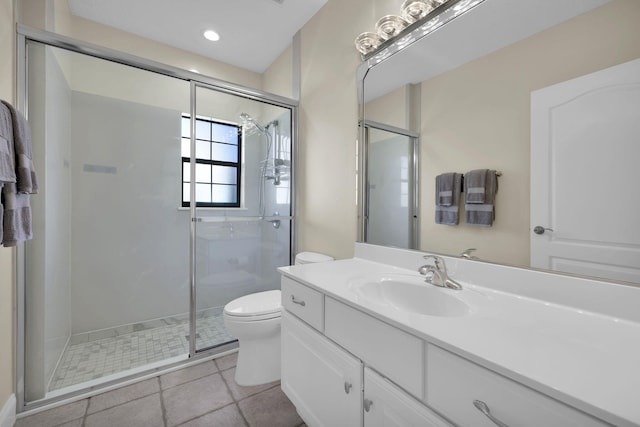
[0,103,17,184]
[435,172,456,207]
[435,173,461,225]
[1,100,38,194]
[464,169,487,204]
[0,101,36,246]
[465,170,498,226]
[1,182,33,246]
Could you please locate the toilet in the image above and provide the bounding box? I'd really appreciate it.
[223,251,334,386]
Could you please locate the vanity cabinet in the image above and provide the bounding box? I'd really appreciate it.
[426,345,609,427]
[281,310,363,426]
[282,279,449,427]
[281,276,612,427]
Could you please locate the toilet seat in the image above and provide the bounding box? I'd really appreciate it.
[224,290,281,321]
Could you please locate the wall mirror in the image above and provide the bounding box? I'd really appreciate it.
[357,0,640,286]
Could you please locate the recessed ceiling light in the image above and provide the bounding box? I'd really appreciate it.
[203,30,220,42]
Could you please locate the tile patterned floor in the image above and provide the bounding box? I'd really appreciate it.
[18,352,306,427]
[50,308,234,391]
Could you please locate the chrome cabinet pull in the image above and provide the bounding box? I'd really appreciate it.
[473,400,510,427]
[363,398,373,412]
[290,295,306,306]
[533,225,554,235]
[344,382,352,394]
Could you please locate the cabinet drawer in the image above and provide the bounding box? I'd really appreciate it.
[325,297,424,399]
[281,276,324,331]
[426,344,609,427]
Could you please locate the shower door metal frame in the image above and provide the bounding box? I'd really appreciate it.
[360,119,420,250]
[15,24,298,412]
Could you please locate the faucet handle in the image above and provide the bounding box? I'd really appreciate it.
[423,255,445,271]
[459,248,477,259]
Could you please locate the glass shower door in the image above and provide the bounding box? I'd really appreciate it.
[365,125,418,249]
[190,84,293,352]
[23,41,192,401]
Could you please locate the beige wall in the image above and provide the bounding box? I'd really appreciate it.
[0,0,15,410]
[296,0,387,260]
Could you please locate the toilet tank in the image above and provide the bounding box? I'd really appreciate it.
[294,251,334,265]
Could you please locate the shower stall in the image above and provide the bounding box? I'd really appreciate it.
[16,29,296,409]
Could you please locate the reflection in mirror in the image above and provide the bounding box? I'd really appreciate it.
[364,122,419,249]
[358,0,640,286]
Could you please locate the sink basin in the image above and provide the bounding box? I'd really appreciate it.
[349,275,471,317]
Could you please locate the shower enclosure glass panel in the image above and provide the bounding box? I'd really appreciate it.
[23,41,192,401]
[192,85,292,352]
[365,126,417,249]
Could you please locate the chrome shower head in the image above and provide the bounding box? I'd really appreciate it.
[240,112,268,135]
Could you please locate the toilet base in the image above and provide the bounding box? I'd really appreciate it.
[234,327,281,386]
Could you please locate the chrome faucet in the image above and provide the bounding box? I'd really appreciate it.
[418,255,463,290]
[459,248,478,260]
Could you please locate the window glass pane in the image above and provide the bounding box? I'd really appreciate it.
[196,183,212,203]
[195,140,210,160]
[195,119,210,140]
[183,162,190,181]
[181,137,190,157]
[183,183,190,203]
[212,184,237,204]
[212,166,237,185]
[195,163,211,182]
[181,116,190,138]
[212,143,238,162]
[212,124,238,145]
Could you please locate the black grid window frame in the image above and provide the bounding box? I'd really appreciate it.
[181,115,242,208]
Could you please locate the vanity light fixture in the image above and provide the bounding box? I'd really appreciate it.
[355,0,487,62]
[375,15,410,40]
[203,29,220,42]
[401,0,437,23]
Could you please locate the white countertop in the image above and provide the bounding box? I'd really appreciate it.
[279,253,640,427]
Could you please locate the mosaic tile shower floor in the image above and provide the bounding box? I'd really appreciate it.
[50,307,234,392]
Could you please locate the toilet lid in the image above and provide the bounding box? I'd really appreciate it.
[296,251,334,264]
[224,290,281,317]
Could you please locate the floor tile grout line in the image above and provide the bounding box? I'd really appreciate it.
[158,376,169,427]
[217,363,251,427]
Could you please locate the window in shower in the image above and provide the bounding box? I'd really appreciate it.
[181,115,241,207]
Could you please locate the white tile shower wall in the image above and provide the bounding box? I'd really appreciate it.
[70,92,190,334]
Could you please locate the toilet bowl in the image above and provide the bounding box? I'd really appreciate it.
[222,251,334,386]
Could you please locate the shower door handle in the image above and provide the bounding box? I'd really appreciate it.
[291,295,306,306]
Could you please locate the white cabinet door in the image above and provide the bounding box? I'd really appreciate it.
[281,310,363,427]
[364,368,450,427]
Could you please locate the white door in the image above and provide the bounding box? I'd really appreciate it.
[364,368,450,427]
[530,58,640,283]
[281,311,363,427]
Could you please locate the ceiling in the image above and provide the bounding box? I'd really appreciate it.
[68,0,327,73]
